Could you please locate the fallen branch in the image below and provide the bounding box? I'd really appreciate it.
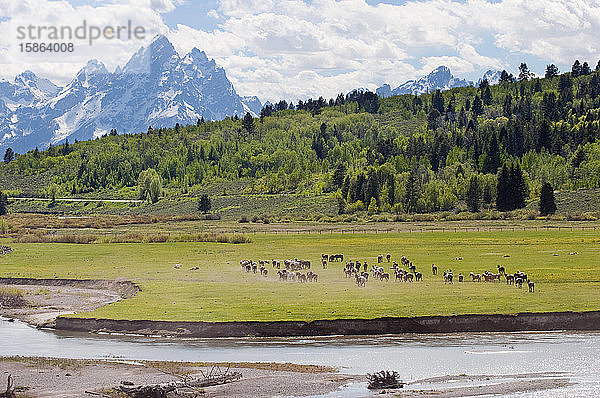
[118,371,241,397]
[0,375,16,398]
[85,391,113,398]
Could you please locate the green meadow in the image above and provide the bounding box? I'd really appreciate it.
[1,229,599,322]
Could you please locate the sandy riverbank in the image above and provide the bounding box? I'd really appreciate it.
[0,357,356,397]
[0,357,574,397]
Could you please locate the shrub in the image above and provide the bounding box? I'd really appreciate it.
[0,287,26,308]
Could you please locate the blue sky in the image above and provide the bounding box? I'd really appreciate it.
[1,0,598,102]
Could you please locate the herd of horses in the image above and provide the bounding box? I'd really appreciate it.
[240,254,535,292]
[240,258,318,283]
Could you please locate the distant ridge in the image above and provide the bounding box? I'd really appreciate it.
[376,67,503,97]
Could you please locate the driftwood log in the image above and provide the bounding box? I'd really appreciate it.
[0,375,16,398]
[118,369,242,397]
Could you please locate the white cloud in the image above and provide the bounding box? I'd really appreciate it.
[0,0,169,84]
[206,9,220,19]
[2,0,600,103]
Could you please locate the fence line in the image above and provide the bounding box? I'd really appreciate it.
[253,225,598,235]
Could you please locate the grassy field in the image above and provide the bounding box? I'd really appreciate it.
[1,228,600,322]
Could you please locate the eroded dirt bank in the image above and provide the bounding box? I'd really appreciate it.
[56,310,600,337]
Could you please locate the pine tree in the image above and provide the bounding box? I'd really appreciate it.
[483,134,501,173]
[403,169,418,213]
[388,174,395,205]
[499,70,514,83]
[198,194,211,213]
[333,163,346,189]
[582,61,592,75]
[572,60,582,77]
[242,112,255,134]
[509,163,527,209]
[503,94,512,116]
[466,175,481,212]
[518,63,531,81]
[3,148,14,163]
[482,86,493,105]
[472,95,483,116]
[539,182,557,215]
[538,119,552,152]
[545,64,559,79]
[431,89,444,113]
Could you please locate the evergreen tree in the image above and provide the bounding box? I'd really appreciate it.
[427,108,442,130]
[472,94,483,116]
[431,89,445,113]
[388,175,395,205]
[242,112,255,134]
[198,194,211,213]
[482,86,493,105]
[499,70,514,83]
[0,192,7,216]
[596,60,600,72]
[509,163,527,209]
[572,60,582,77]
[3,148,14,163]
[582,61,592,75]
[403,169,418,213]
[539,182,557,215]
[538,119,552,152]
[545,64,559,79]
[483,134,501,173]
[466,175,481,212]
[333,163,346,189]
[518,63,531,81]
[503,94,512,116]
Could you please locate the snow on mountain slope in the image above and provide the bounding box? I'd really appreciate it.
[377,66,473,97]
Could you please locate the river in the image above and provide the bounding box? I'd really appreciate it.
[1,317,599,396]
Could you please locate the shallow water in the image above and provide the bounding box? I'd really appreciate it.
[1,317,599,396]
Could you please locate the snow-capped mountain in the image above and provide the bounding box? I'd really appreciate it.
[376,66,473,97]
[376,67,507,98]
[478,70,502,86]
[0,35,260,153]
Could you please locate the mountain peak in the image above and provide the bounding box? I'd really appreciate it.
[82,59,108,74]
[15,70,37,82]
[188,47,209,61]
[123,35,177,74]
[377,66,472,97]
[13,69,61,99]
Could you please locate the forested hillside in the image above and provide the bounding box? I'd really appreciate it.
[2,61,600,217]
